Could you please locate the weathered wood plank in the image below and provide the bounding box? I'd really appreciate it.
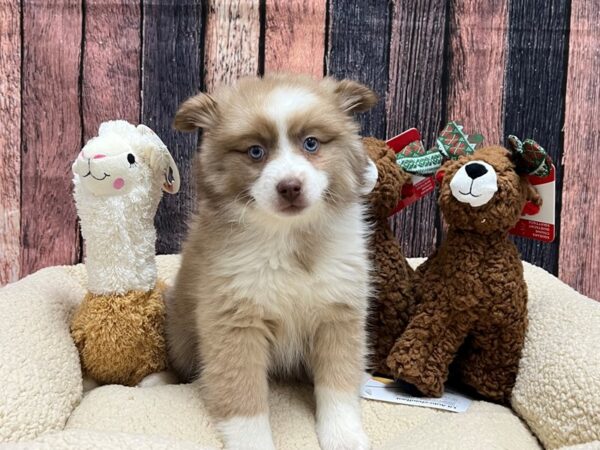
[20,0,82,277]
[264,0,326,77]
[559,0,600,300]
[386,0,448,257]
[326,0,390,138]
[431,0,509,245]
[446,0,508,144]
[82,0,141,142]
[0,0,21,285]
[503,0,569,274]
[142,0,203,255]
[204,0,261,91]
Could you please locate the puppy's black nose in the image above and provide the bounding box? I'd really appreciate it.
[465,162,488,179]
[277,178,302,202]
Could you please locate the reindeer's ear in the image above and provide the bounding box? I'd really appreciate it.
[173,93,219,131]
[524,178,542,206]
[334,79,378,114]
[521,177,542,215]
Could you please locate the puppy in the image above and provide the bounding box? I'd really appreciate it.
[166,74,376,450]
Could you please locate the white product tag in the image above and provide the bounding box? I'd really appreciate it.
[509,164,556,242]
[361,375,472,413]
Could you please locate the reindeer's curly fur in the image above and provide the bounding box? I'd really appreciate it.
[362,138,417,375]
[386,146,539,403]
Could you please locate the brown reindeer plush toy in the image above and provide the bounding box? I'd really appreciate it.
[362,137,418,375]
[387,143,546,402]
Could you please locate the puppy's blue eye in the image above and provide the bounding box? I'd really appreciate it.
[303,137,320,153]
[247,145,265,161]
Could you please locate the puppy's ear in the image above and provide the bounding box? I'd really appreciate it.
[173,93,219,132]
[334,79,378,114]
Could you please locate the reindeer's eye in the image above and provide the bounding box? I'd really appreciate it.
[127,153,136,165]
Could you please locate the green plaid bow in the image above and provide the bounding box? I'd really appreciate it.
[396,122,483,176]
[507,135,553,177]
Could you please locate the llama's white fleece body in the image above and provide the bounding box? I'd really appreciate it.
[73,173,161,294]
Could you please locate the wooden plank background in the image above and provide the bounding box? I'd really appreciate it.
[20,1,82,277]
[559,0,600,297]
[503,0,569,275]
[1,0,599,301]
[83,0,141,142]
[265,0,325,77]
[142,0,203,254]
[0,0,21,283]
[386,0,447,256]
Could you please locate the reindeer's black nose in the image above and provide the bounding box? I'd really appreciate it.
[465,162,488,179]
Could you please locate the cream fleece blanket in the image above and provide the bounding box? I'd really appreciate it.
[0,255,598,449]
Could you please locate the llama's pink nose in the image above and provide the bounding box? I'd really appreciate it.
[93,154,106,159]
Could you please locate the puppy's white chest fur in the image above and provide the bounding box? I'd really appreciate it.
[208,204,371,372]
[216,205,370,310]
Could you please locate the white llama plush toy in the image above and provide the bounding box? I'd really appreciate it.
[70,120,180,386]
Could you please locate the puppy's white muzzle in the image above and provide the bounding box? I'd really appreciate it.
[251,148,329,217]
[449,160,498,207]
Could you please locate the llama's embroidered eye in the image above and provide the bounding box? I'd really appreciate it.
[127,153,136,165]
[247,145,265,161]
[303,137,320,153]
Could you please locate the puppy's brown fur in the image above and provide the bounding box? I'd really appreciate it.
[167,75,376,449]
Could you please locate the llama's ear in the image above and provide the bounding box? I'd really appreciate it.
[161,152,180,194]
[137,124,181,194]
[173,93,219,131]
[334,79,378,114]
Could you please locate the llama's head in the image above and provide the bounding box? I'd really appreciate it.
[72,121,180,197]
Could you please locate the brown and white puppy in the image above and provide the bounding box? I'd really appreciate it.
[167,75,377,450]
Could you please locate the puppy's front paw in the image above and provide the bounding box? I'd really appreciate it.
[217,414,276,450]
[315,388,370,450]
[317,422,369,450]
